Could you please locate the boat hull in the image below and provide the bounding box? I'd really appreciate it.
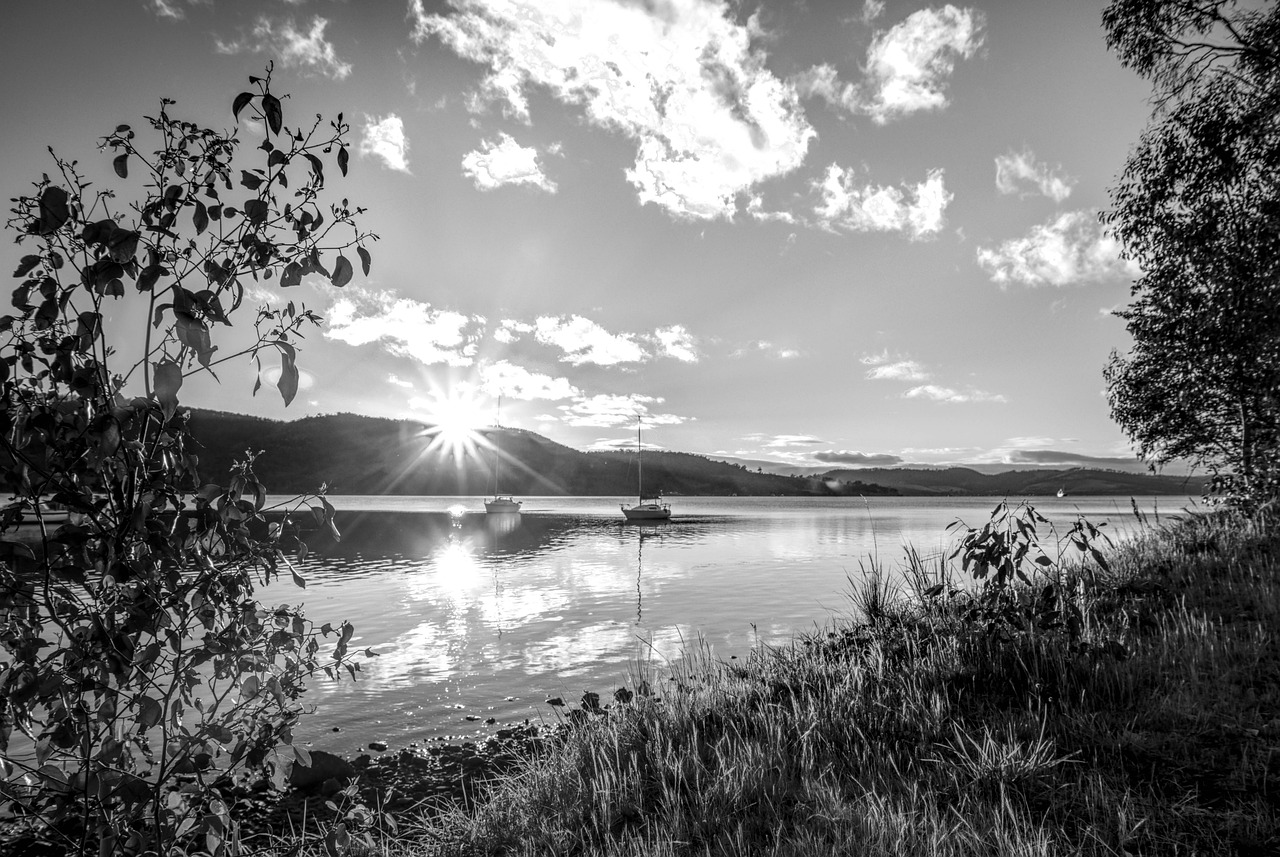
[484,497,522,514]
[621,503,671,521]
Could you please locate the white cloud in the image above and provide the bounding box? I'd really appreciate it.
[862,0,886,25]
[216,16,352,80]
[325,289,482,366]
[535,315,646,366]
[976,210,1141,287]
[559,394,684,428]
[764,435,825,448]
[493,319,533,344]
[862,358,930,382]
[651,325,699,362]
[148,0,188,20]
[862,5,984,123]
[994,148,1074,202]
[387,374,415,388]
[461,133,557,192]
[360,115,411,173]
[412,0,815,220]
[905,384,1006,404]
[815,165,951,238]
[479,360,579,400]
[734,340,800,359]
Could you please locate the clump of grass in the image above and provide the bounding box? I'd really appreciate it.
[294,507,1280,856]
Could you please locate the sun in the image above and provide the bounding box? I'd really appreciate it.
[416,387,493,461]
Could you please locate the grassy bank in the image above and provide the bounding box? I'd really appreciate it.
[289,507,1280,856]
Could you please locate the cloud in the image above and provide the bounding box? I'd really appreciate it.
[976,209,1141,287]
[862,5,984,123]
[412,0,815,220]
[493,320,533,344]
[799,6,983,123]
[360,115,411,173]
[731,340,800,359]
[861,353,930,382]
[815,165,951,238]
[558,394,683,428]
[325,288,483,366]
[387,374,415,388]
[763,435,825,448]
[478,360,579,401]
[994,148,1074,202]
[215,16,352,80]
[147,0,191,20]
[1005,449,1139,468]
[651,325,699,362]
[813,450,904,466]
[461,133,557,192]
[904,384,1006,404]
[861,0,886,25]
[534,315,646,366]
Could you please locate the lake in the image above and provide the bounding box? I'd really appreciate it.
[269,495,1189,755]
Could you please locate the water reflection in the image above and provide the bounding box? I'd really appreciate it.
[272,497,1172,753]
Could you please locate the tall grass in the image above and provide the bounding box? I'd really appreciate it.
[295,508,1280,856]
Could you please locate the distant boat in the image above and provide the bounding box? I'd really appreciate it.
[1057,488,1065,498]
[485,398,522,515]
[622,416,671,522]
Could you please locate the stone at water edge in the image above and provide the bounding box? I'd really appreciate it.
[288,749,357,792]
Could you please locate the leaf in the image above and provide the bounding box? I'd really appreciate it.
[357,246,371,276]
[269,149,288,168]
[331,254,353,288]
[337,145,349,177]
[280,262,303,288]
[262,93,283,136]
[137,696,163,730]
[113,153,128,179]
[240,170,264,191]
[304,153,324,183]
[193,200,209,235]
[13,255,40,278]
[137,264,165,293]
[153,359,182,418]
[243,199,269,225]
[35,186,70,235]
[277,342,299,406]
[232,91,254,121]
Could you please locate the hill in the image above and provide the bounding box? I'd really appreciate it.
[818,466,1206,496]
[183,410,1205,498]
[183,410,895,497]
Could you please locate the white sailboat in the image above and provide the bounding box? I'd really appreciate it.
[485,397,522,515]
[621,417,671,522]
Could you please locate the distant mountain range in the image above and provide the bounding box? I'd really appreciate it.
[184,410,1206,498]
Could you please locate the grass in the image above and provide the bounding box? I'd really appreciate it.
[284,506,1280,856]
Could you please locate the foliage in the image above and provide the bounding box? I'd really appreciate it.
[0,68,377,855]
[1102,0,1280,507]
[397,510,1280,857]
[943,501,1112,637]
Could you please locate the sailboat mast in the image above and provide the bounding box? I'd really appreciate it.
[636,415,642,500]
[492,395,502,496]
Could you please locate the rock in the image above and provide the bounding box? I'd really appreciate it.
[369,741,388,752]
[289,749,356,792]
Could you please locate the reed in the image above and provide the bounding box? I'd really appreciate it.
[287,507,1280,856]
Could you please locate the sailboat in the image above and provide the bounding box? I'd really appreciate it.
[485,397,522,515]
[621,416,671,522]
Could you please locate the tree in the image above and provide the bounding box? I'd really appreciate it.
[0,69,376,855]
[1102,0,1280,503]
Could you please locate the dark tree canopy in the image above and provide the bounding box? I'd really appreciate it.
[1103,0,1280,501]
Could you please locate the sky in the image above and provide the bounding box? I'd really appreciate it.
[0,0,1166,473]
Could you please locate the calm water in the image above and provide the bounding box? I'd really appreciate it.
[269,495,1187,754]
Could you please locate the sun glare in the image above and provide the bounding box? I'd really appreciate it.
[417,388,492,460]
